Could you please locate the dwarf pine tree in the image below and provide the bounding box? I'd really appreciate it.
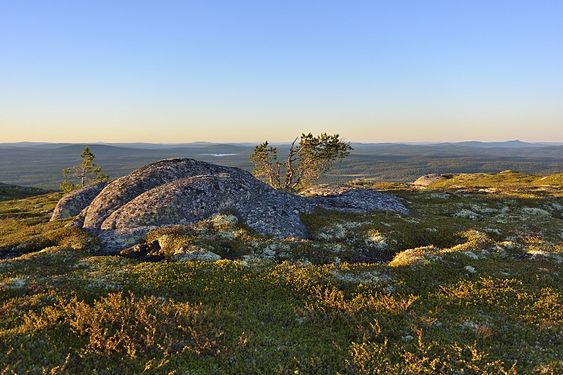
[60,146,108,193]
[250,133,352,192]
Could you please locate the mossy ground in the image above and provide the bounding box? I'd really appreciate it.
[0,172,562,373]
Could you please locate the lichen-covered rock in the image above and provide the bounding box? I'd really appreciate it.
[299,184,352,196]
[81,159,243,230]
[61,158,409,252]
[312,189,410,214]
[51,182,107,221]
[172,246,222,262]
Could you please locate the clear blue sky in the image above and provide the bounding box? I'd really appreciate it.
[1,0,562,142]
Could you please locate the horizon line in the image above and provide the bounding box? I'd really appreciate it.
[2,139,563,145]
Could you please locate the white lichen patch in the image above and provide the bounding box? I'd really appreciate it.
[401,217,421,224]
[464,251,480,260]
[239,254,277,266]
[253,242,290,260]
[493,216,508,224]
[331,243,345,253]
[464,265,476,273]
[72,259,95,270]
[470,204,498,214]
[462,321,479,331]
[483,227,502,236]
[453,209,479,220]
[87,277,123,291]
[330,269,391,284]
[3,277,27,289]
[216,230,235,240]
[429,192,449,199]
[364,230,388,250]
[317,222,363,241]
[173,246,222,262]
[521,207,551,217]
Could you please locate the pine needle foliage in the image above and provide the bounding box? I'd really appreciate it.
[60,146,108,193]
[251,133,352,192]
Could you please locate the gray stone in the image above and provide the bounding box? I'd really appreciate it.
[60,158,409,252]
[51,181,107,221]
[172,246,222,262]
[412,174,451,187]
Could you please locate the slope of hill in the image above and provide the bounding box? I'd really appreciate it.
[0,183,49,201]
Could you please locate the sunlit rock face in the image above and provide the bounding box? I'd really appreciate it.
[52,158,409,252]
[50,181,107,221]
[413,174,450,187]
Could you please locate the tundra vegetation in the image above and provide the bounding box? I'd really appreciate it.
[0,171,561,373]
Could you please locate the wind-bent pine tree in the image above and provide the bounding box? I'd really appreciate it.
[250,133,352,192]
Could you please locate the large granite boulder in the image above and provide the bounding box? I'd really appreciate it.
[50,181,107,220]
[53,158,409,252]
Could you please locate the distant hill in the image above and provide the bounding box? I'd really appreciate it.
[439,140,545,148]
[0,141,562,189]
[0,183,49,201]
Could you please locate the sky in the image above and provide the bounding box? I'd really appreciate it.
[1,0,562,143]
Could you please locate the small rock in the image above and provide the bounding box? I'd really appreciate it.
[413,174,451,187]
[173,246,221,262]
[464,265,476,273]
[464,251,479,260]
[120,240,163,262]
[453,209,479,220]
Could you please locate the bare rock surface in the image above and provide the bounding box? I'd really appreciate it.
[50,181,107,220]
[299,184,352,196]
[58,158,409,252]
[413,174,451,187]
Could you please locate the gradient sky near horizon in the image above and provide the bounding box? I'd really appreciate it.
[1,1,562,143]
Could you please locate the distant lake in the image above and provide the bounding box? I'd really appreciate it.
[199,153,238,157]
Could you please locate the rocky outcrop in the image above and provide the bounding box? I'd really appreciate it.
[413,174,451,187]
[313,189,410,214]
[51,181,107,220]
[54,158,409,252]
